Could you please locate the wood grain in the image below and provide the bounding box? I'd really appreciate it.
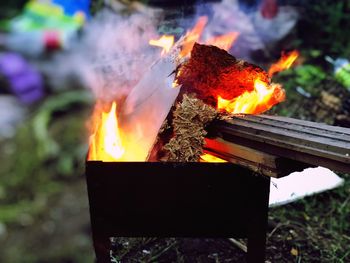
[205,115,350,176]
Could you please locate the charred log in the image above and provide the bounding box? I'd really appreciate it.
[177,43,270,107]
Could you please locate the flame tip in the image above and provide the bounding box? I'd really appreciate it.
[88,102,125,161]
[268,49,299,77]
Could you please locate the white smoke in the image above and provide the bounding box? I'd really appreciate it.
[78,10,162,102]
[47,9,165,104]
[67,9,180,161]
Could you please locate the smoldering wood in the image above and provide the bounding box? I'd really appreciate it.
[204,138,310,178]
[205,114,350,176]
[177,43,270,107]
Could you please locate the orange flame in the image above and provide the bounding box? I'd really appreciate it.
[149,35,175,55]
[148,17,207,58]
[88,102,125,161]
[200,153,227,163]
[205,32,239,51]
[217,79,285,115]
[216,50,299,116]
[268,50,299,77]
[180,16,208,58]
[205,79,285,162]
[149,17,237,58]
[205,50,296,162]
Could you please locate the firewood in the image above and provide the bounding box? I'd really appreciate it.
[206,114,350,175]
[176,43,270,107]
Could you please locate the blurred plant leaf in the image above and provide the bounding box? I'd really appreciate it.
[32,90,92,160]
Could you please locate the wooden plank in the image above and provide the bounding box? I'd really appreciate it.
[216,123,350,164]
[209,116,350,163]
[255,115,350,136]
[204,138,311,178]
[234,115,350,143]
[222,117,350,151]
[206,115,350,174]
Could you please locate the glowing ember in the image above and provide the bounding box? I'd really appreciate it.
[206,32,239,51]
[88,102,125,161]
[217,79,285,115]
[180,16,208,58]
[200,153,227,163]
[149,35,175,55]
[268,50,299,77]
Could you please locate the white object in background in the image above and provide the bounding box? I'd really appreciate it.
[0,96,27,139]
[269,167,344,207]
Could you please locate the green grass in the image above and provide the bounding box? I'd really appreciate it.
[268,173,350,262]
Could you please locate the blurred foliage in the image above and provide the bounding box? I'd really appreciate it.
[0,0,26,20]
[0,90,92,225]
[297,0,350,59]
[0,0,28,31]
[275,64,327,96]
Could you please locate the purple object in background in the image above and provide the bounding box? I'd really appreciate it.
[0,52,44,104]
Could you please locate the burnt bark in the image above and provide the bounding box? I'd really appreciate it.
[177,43,270,107]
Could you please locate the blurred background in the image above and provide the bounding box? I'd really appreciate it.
[0,0,349,262]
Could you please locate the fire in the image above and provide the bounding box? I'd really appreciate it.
[180,16,208,58]
[148,16,207,59]
[200,153,227,163]
[205,32,239,51]
[268,50,299,77]
[87,16,297,163]
[217,79,285,115]
[149,35,175,55]
[206,50,295,162]
[214,51,299,115]
[88,102,125,161]
[207,78,285,162]
[149,17,238,58]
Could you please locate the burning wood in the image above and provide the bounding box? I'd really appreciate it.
[89,44,181,161]
[87,16,302,164]
[87,40,298,163]
[87,59,179,162]
[203,138,308,178]
[161,94,217,162]
[84,14,349,263]
[177,43,285,114]
[177,43,270,107]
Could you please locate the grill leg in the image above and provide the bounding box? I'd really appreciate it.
[93,234,110,263]
[247,233,267,263]
[247,175,270,263]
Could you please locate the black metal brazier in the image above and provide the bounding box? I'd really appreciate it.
[86,161,270,263]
